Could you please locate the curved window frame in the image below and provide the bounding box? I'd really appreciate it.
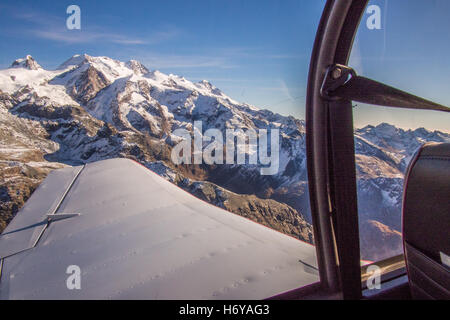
[306,0,449,300]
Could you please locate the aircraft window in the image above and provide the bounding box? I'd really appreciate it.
[0,0,326,298]
[349,0,450,264]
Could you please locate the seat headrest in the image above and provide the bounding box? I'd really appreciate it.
[402,142,450,263]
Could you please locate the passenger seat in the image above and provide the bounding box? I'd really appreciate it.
[402,142,450,299]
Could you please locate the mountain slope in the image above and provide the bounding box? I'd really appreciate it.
[0,54,448,261]
[0,54,312,245]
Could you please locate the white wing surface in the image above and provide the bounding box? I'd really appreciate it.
[0,158,317,299]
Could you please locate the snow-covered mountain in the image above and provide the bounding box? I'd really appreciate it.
[355,124,449,260]
[0,54,448,261]
[10,55,42,71]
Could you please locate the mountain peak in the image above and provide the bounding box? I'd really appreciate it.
[198,79,212,86]
[57,54,91,70]
[11,55,41,70]
[413,127,431,136]
[126,60,149,76]
[373,122,399,136]
[376,122,396,130]
[196,79,222,95]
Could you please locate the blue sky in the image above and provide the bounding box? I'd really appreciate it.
[350,0,450,132]
[0,0,325,120]
[0,0,448,132]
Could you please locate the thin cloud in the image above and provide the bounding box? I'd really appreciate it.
[9,7,177,46]
[125,49,242,69]
[278,79,295,102]
[32,29,148,45]
[265,53,308,60]
[111,38,148,45]
[141,54,235,69]
[129,47,304,70]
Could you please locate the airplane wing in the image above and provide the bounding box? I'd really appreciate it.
[0,158,318,299]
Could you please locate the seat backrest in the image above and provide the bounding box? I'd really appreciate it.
[402,142,450,299]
